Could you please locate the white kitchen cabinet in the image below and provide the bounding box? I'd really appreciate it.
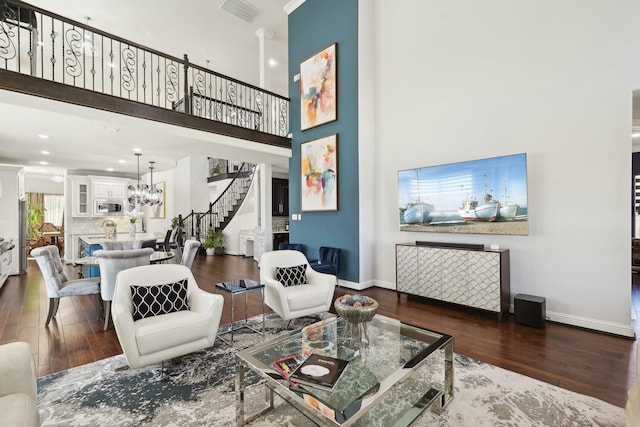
[0,250,12,290]
[92,180,127,200]
[70,176,90,217]
[396,243,510,320]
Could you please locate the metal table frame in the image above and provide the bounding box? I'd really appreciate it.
[236,315,454,426]
[215,279,265,346]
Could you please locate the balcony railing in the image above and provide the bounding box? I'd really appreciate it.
[0,1,290,138]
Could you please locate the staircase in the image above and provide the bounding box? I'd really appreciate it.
[180,162,256,242]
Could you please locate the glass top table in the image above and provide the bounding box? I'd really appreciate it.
[215,279,265,346]
[74,251,175,266]
[236,314,454,426]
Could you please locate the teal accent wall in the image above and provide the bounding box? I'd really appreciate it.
[288,0,359,283]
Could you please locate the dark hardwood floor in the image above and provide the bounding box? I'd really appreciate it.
[0,254,637,408]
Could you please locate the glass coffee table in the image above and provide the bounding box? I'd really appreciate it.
[236,315,454,426]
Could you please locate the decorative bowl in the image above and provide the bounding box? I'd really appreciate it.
[334,295,379,324]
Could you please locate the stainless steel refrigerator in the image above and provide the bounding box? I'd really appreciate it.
[18,200,27,274]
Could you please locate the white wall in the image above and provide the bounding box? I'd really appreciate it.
[368,0,640,336]
[0,165,23,275]
[25,176,64,194]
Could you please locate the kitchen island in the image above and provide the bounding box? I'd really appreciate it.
[74,232,164,277]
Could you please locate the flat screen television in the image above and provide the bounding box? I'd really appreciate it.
[398,153,528,235]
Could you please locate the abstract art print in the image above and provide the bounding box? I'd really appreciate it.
[301,134,338,212]
[398,153,528,235]
[300,43,337,131]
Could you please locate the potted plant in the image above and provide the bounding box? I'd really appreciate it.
[213,229,226,255]
[210,164,222,176]
[202,227,217,255]
[27,203,45,240]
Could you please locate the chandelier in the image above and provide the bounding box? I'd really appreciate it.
[145,161,163,206]
[127,154,163,206]
[127,153,149,205]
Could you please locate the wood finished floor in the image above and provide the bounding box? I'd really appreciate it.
[0,254,637,409]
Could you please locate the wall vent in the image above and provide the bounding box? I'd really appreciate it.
[220,0,262,24]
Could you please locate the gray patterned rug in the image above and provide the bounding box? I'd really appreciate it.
[37,314,624,426]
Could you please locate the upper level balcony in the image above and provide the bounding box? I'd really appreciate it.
[0,1,291,148]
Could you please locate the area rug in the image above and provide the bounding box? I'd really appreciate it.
[37,314,625,426]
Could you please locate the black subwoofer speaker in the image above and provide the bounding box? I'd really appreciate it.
[514,294,546,328]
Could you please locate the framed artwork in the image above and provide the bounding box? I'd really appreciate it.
[301,134,338,211]
[300,43,337,131]
[150,181,166,219]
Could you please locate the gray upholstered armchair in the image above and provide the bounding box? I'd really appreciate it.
[93,248,154,330]
[112,264,224,369]
[180,239,201,268]
[31,246,100,327]
[260,250,336,321]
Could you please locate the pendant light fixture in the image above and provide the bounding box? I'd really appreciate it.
[127,153,149,205]
[145,161,163,206]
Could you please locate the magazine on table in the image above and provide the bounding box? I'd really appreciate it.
[289,353,349,392]
[272,352,310,382]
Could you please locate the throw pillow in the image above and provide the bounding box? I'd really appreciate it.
[131,278,189,321]
[276,264,308,287]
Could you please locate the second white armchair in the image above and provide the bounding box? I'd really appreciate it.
[260,250,336,321]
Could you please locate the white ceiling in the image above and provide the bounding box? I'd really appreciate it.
[0,0,292,179]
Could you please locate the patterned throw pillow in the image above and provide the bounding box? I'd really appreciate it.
[276,264,308,287]
[131,278,189,321]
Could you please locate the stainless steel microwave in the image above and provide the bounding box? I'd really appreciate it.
[94,200,124,216]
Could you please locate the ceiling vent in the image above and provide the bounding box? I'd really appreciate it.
[220,0,262,24]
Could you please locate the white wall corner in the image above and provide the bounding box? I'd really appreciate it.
[284,0,306,15]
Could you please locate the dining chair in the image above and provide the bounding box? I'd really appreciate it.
[31,246,101,327]
[180,239,201,269]
[93,248,154,330]
[157,229,173,251]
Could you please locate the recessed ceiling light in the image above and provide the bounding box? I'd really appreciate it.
[133,147,142,152]
[268,58,278,67]
[37,134,49,139]
[106,168,114,172]
[39,161,48,165]
[50,175,64,183]
[41,150,50,155]
[118,159,126,164]
[633,132,640,138]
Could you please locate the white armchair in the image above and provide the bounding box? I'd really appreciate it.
[260,250,336,321]
[111,264,224,369]
[0,342,39,426]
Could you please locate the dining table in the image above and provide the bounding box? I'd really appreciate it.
[74,251,176,266]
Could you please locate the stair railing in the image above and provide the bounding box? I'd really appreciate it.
[0,1,290,138]
[180,162,255,241]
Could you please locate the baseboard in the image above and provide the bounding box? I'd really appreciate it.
[545,310,635,338]
[337,279,373,291]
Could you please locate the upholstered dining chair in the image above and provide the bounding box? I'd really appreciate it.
[111,264,224,369]
[93,248,154,330]
[260,250,336,321]
[31,245,100,327]
[101,240,143,250]
[180,239,201,269]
